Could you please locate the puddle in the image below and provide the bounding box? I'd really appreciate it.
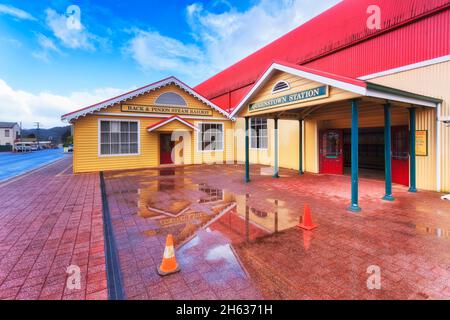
[105,168,299,248]
[416,225,450,239]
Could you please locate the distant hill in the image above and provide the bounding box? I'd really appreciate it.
[21,126,71,144]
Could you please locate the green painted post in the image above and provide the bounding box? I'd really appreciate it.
[245,117,250,183]
[273,117,279,178]
[348,99,361,212]
[408,107,417,192]
[299,119,303,175]
[383,103,395,201]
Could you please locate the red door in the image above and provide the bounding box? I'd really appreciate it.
[160,134,174,165]
[391,126,409,186]
[319,129,344,175]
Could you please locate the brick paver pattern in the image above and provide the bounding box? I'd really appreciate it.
[0,158,107,300]
[104,165,450,300]
[2,160,450,300]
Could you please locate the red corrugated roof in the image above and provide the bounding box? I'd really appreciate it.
[194,0,450,111]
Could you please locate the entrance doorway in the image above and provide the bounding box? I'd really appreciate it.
[319,129,344,175]
[160,133,175,165]
[320,126,410,186]
[391,126,409,186]
[343,128,385,179]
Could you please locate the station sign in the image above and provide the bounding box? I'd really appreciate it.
[249,85,328,112]
[121,104,213,116]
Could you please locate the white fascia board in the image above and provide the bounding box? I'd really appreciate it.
[147,117,199,132]
[230,63,366,118]
[62,77,230,122]
[230,67,276,118]
[365,89,437,108]
[359,55,450,80]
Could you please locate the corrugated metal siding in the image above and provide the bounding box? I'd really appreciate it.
[306,9,450,78]
[369,60,450,192]
[195,0,450,102]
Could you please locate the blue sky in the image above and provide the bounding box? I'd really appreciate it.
[0,0,340,128]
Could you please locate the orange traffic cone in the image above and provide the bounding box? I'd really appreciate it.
[157,234,180,276]
[303,230,313,250]
[297,203,317,230]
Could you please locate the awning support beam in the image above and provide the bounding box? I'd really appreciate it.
[408,107,417,192]
[299,119,303,175]
[273,117,280,178]
[382,102,395,201]
[245,117,250,183]
[348,99,361,212]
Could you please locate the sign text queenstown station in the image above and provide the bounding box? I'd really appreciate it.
[249,85,328,112]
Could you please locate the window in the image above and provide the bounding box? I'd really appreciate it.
[100,120,138,155]
[250,118,268,149]
[4,129,10,137]
[322,131,341,158]
[272,81,290,93]
[198,123,223,151]
[155,92,187,106]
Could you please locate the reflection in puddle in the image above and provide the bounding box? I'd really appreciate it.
[416,225,450,239]
[105,168,299,250]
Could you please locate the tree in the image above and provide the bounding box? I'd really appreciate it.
[62,129,73,146]
[26,133,36,138]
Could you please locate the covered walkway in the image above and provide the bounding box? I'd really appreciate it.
[234,62,442,212]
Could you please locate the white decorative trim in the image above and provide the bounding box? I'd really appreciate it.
[94,112,228,121]
[196,121,225,153]
[97,118,141,157]
[359,55,450,80]
[147,116,199,132]
[62,77,230,122]
[231,62,440,118]
[230,62,366,118]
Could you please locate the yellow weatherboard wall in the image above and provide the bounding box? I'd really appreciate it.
[70,63,445,193]
[239,71,360,118]
[72,84,231,173]
[235,71,362,174]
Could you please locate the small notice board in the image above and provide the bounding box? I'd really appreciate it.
[416,130,428,156]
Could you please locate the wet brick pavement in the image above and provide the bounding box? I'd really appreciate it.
[0,157,107,300]
[104,164,450,300]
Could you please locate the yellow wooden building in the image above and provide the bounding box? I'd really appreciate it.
[61,77,233,173]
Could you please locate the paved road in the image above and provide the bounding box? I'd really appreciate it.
[0,149,67,182]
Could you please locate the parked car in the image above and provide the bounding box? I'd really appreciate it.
[67,144,73,152]
[14,143,32,152]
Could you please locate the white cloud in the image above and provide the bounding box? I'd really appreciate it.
[45,8,99,50]
[124,29,209,77]
[0,4,36,21]
[125,0,341,82]
[32,33,62,62]
[0,78,125,128]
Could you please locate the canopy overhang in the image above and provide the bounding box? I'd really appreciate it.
[230,62,442,119]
